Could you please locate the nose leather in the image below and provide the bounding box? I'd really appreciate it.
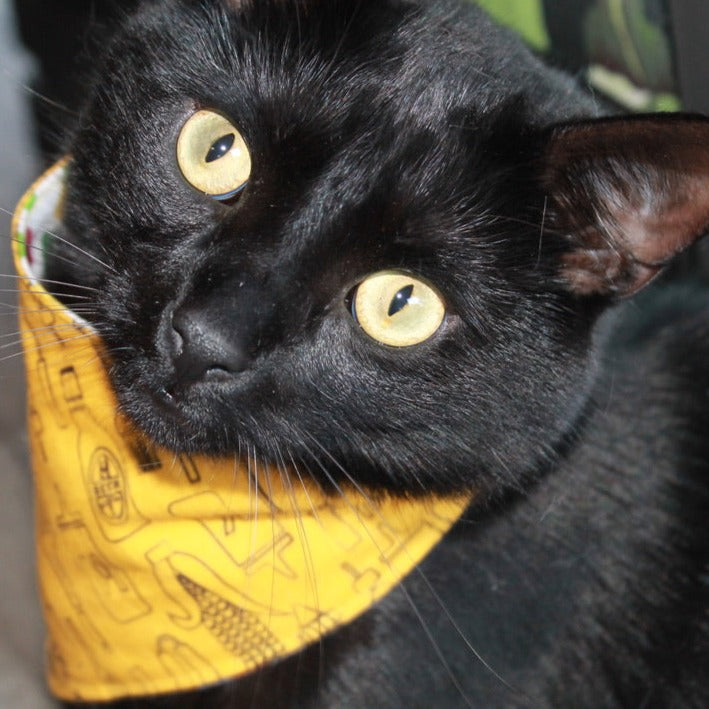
[171,304,251,383]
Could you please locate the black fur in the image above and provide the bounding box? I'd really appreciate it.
[43,0,709,706]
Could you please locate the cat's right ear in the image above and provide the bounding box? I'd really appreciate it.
[541,114,709,297]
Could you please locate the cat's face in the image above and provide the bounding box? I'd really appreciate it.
[59,0,709,496]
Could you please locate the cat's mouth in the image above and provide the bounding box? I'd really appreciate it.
[120,375,245,455]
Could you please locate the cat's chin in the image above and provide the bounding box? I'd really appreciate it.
[112,377,240,456]
[114,382,448,496]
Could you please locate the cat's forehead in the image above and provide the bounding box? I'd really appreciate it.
[77,3,493,222]
[70,0,589,294]
[99,1,522,132]
[91,0,594,143]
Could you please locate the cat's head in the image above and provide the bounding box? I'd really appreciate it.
[59,0,709,496]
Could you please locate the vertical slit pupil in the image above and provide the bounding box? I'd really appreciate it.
[205,133,236,163]
[388,284,415,317]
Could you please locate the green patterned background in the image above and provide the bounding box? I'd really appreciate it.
[474,0,679,111]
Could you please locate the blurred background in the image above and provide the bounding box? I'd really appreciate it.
[0,0,47,704]
[0,0,706,705]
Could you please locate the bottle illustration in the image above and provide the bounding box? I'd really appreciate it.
[21,289,71,430]
[60,365,149,542]
[50,511,152,624]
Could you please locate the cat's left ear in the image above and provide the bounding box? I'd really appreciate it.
[542,115,709,296]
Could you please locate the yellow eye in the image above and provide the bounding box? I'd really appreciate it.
[176,110,251,200]
[352,271,445,347]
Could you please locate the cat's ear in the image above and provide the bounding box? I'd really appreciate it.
[542,115,709,296]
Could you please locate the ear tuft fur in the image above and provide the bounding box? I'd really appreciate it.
[543,115,709,296]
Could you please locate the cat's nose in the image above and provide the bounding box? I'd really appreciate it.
[170,305,251,384]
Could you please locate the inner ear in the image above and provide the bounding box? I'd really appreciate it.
[542,115,709,297]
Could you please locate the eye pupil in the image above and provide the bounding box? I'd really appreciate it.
[177,111,251,198]
[388,284,414,317]
[205,133,236,163]
[352,271,445,347]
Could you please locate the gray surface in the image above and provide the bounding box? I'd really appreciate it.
[0,0,57,705]
[669,0,709,113]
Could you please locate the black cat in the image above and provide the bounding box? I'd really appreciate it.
[40,0,709,706]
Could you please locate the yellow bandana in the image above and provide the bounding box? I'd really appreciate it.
[12,161,472,702]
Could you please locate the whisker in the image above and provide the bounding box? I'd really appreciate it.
[296,433,475,707]
[244,436,252,523]
[260,458,281,632]
[286,450,323,526]
[301,431,518,703]
[0,321,88,343]
[0,67,77,115]
[274,445,322,623]
[0,332,96,364]
[41,226,117,274]
[411,566,519,693]
[0,273,101,293]
[247,443,260,577]
[1,211,116,274]
[226,443,239,502]
[8,234,100,275]
[280,447,327,694]
[0,303,98,315]
[0,287,94,301]
[0,349,32,364]
[536,195,548,269]
[301,431,379,509]
[0,322,95,350]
